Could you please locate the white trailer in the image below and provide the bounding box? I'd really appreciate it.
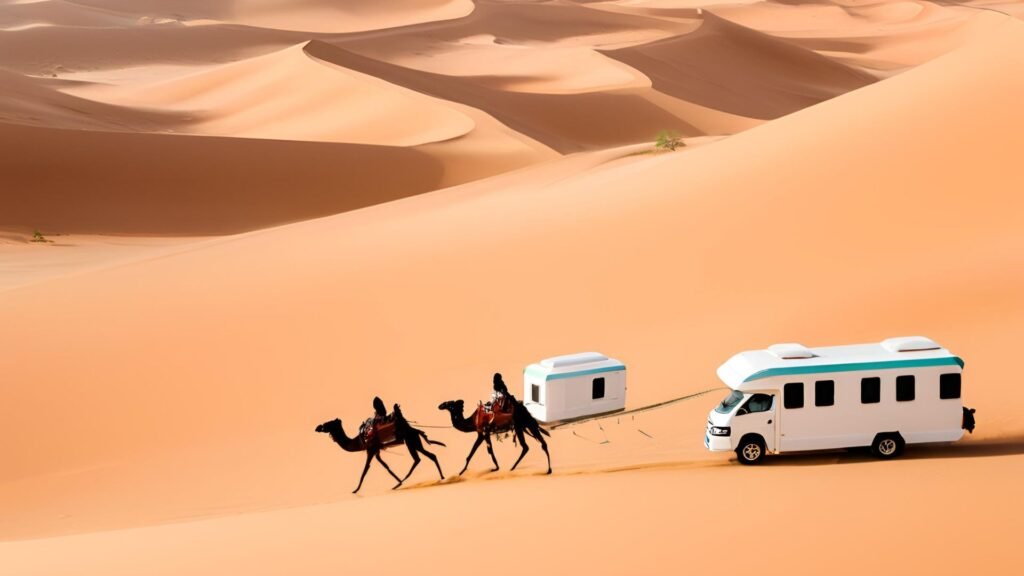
[523,352,626,423]
[705,337,974,464]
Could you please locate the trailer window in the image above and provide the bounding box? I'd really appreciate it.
[815,380,835,407]
[861,377,881,404]
[896,375,915,402]
[592,377,605,400]
[531,383,541,404]
[783,383,804,409]
[940,373,961,399]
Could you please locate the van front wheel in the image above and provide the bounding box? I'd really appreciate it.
[871,433,904,459]
[736,435,766,465]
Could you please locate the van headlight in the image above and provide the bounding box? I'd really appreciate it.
[710,426,731,437]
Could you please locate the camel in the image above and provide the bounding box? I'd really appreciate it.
[315,404,445,493]
[438,398,552,475]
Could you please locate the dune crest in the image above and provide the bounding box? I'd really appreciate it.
[66,41,477,146]
[715,0,1011,72]
[604,12,878,119]
[67,0,475,33]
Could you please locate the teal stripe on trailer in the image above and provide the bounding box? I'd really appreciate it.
[525,365,626,381]
[743,356,965,383]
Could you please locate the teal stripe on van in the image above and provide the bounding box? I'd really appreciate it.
[524,365,625,381]
[744,356,964,383]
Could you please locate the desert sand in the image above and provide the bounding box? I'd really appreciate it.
[1,0,1023,575]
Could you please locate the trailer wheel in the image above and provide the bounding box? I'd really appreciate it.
[871,433,904,459]
[736,435,766,465]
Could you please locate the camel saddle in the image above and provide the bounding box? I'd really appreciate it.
[475,402,514,431]
[362,417,398,446]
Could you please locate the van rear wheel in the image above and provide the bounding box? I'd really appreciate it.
[871,433,904,459]
[736,436,766,465]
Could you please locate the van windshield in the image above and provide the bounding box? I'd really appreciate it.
[715,390,745,414]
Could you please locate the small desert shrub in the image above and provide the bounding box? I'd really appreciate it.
[31,229,51,243]
[655,130,683,151]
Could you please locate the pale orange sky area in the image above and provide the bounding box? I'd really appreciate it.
[1,1,1023,575]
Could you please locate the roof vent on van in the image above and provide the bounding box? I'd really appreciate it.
[768,343,815,359]
[881,336,940,353]
[540,352,609,368]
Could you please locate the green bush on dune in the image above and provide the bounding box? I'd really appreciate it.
[655,130,683,152]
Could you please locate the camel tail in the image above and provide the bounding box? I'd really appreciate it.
[516,401,550,438]
[419,429,447,447]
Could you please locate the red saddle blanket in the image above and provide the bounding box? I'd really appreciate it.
[362,419,398,445]
[475,403,514,431]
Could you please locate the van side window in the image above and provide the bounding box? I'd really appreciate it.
[742,393,773,414]
[861,377,881,404]
[592,377,605,400]
[896,375,915,402]
[939,373,962,399]
[783,383,804,409]
[815,380,835,407]
[531,383,540,404]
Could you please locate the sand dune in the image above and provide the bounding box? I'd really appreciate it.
[392,0,690,46]
[67,0,475,33]
[67,42,477,146]
[379,34,651,95]
[0,233,207,292]
[0,0,138,30]
[715,1,1007,72]
[0,121,448,234]
[604,12,877,118]
[0,110,551,234]
[0,15,1021,572]
[307,39,752,152]
[328,1,763,147]
[0,22,298,76]
[0,25,557,233]
[0,67,182,130]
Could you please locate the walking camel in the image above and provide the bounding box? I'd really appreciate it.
[438,398,552,475]
[315,404,445,493]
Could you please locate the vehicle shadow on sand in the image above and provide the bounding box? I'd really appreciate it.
[758,434,1024,466]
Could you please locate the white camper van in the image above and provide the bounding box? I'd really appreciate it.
[705,337,975,464]
[523,352,626,423]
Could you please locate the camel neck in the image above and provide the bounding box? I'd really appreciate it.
[448,407,477,433]
[330,427,362,452]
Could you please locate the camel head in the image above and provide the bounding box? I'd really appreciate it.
[438,400,465,413]
[315,418,342,434]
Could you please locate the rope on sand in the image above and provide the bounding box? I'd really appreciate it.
[572,430,609,445]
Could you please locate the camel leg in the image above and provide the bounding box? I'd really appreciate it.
[510,426,531,471]
[532,424,552,475]
[375,452,402,484]
[417,444,444,480]
[353,450,374,494]
[397,442,421,487]
[484,433,500,472]
[460,434,485,476]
